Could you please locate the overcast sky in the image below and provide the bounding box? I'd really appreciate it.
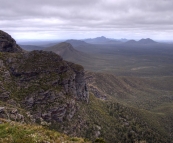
[0,0,173,40]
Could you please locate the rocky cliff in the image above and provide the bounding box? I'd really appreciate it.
[0,30,88,127]
[0,30,22,53]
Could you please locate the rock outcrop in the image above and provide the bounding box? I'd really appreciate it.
[0,30,89,127]
[0,107,24,123]
[0,50,88,123]
[0,30,22,53]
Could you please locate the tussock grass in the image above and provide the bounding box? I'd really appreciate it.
[0,119,91,143]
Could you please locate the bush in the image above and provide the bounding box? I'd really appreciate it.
[95,138,106,143]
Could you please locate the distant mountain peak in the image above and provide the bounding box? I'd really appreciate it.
[125,38,157,45]
[96,36,107,39]
[57,42,72,47]
[84,36,110,44]
[138,38,157,44]
[100,36,106,38]
[45,42,88,60]
[51,42,74,53]
[125,40,137,44]
[65,39,87,46]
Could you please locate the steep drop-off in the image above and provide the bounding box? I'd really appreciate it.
[0,30,172,143]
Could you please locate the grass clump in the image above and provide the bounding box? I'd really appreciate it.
[0,120,91,143]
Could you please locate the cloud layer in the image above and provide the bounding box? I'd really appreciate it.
[0,0,173,40]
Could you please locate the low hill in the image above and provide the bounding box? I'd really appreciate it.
[44,42,94,66]
[66,39,88,47]
[125,40,137,44]
[45,42,83,58]
[125,38,157,45]
[138,38,157,44]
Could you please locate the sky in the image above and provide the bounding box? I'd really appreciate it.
[0,0,173,41]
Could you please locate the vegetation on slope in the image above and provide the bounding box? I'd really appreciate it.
[85,71,173,142]
[0,119,91,143]
[50,93,170,143]
[0,50,172,142]
[85,71,173,110]
[0,30,172,143]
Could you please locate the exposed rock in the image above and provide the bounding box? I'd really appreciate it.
[0,48,89,126]
[0,107,24,123]
[0,107,5,112]
[0,59,4,67]
[0,92,10,101]
[25,97,34,109]
[89,86,107,100]
[0,30,22,53]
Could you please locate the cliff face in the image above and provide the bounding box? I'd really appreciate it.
[0,30,88,125]
[0,51,88,122]
[0,30,170,143]
[0,30,22,52]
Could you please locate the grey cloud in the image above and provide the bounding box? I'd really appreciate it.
[0,0,173,40]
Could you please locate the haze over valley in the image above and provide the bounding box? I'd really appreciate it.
[2,34,170,142]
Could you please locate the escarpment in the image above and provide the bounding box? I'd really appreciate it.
[0,51,89,122]
[0,30,88,126]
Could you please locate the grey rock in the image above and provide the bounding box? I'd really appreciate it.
[89,86,106,100]
[0,30,22,53]
[0,60,4,67]
[11,109,18,114]
[0,92,10,101]
[0,41,89,129]
[6,99,19,107]
[25,97,34,108]
[10,114,17,120]
[0,107,5,113]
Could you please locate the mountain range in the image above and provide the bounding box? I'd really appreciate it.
[0,30,172,143]
[125,38,157,45]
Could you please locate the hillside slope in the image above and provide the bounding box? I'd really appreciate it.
[0,30,172,143]
[44,42,97,69]
[85,72,173,109]
[0,119,91,143]
[85,71,173,141]
[45,42,91,61]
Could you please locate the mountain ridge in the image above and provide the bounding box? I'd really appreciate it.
[44,42,93,64]
[0,30,172,143]
[125,38,157,45]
